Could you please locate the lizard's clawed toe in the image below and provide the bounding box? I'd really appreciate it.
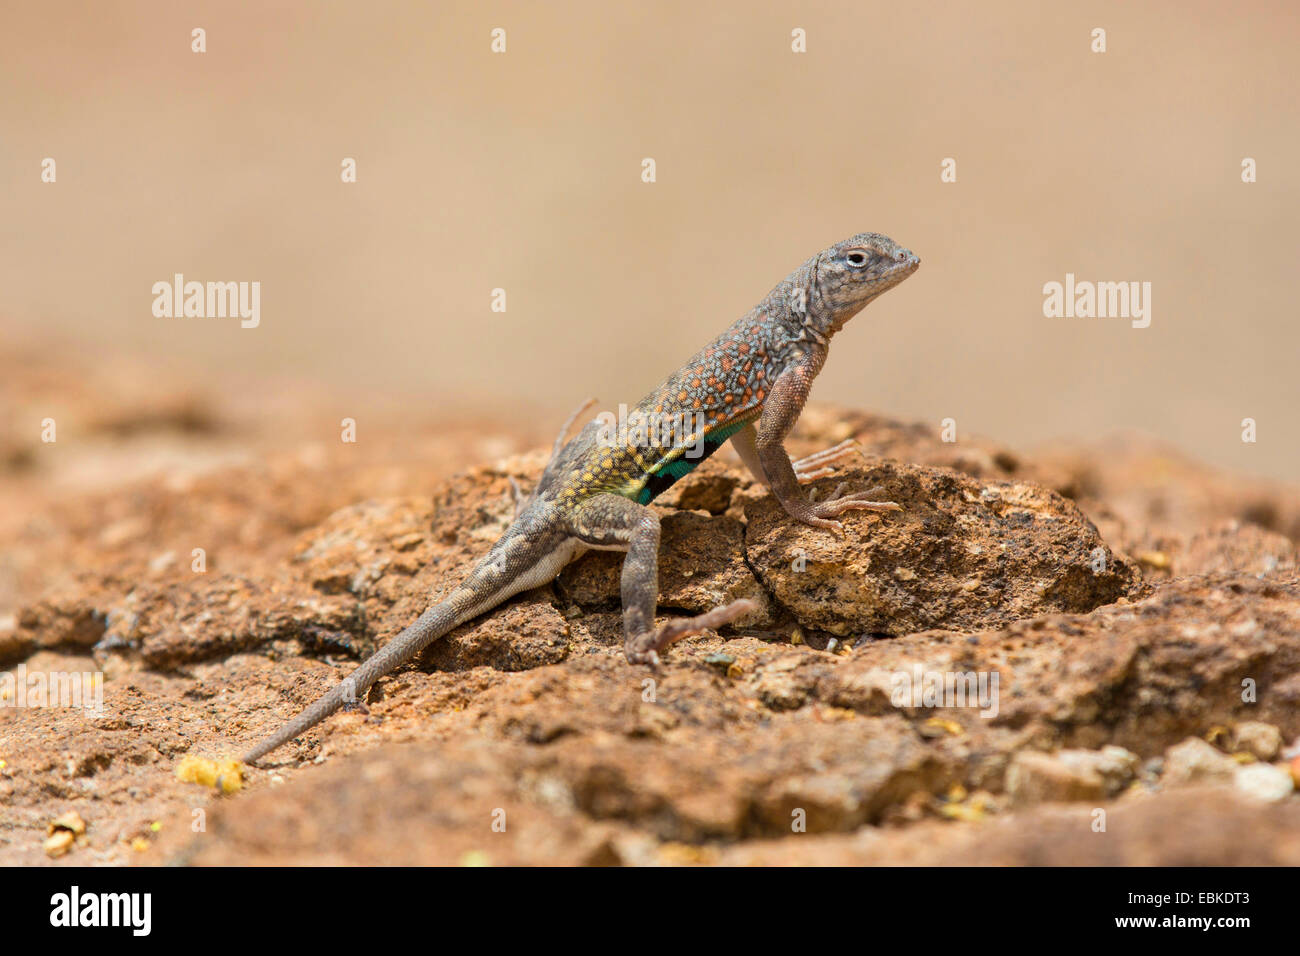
[792,438,861,478]
[795,482,903,530]
[624,644,662,668]
[795,466,836,484]
[623,599,757,664]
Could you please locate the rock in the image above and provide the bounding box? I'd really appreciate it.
[121,578,369,671]
[713,786,1300,865]
[1027,434,1300,549]
[1065,745,1139,794]
[7,381,1300,867]
[1163,737,1237,786]
[745,461,1136,637]
[423,598,572,672]
[8,584,106,666]
[559,510,771,627]
[652,457,741,515]
[749,656,814,711]
[1228,721,1283,761]
[817,575,1300,756]
[1006,751,1106,805]
[1179,522,1299,578]
[1233,763,1294,802]
[1005,746,1137,806]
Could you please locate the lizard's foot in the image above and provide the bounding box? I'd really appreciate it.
[793,482,902,533]
[792,439,860,484]
[624,598,758,666]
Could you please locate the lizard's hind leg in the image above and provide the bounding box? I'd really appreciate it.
[507,475,529,518]
[568,493,756,666]
[511,397,599,517]
[550,397,598,462]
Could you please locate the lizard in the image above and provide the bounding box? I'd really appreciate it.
[241,232,920,764]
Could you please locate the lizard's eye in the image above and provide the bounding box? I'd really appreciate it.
[845,251,869,268]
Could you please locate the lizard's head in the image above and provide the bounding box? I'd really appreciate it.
[810,233,919,332]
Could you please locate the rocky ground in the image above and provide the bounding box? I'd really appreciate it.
[2,343,1299,866]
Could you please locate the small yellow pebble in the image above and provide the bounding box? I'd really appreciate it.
[149,821,162,833]
[818,706,857,722]
[1136,550,1171,570]
[48,811,87,836]
[939,789,994,822]
[44,831,75,858]
[176,755,244,794]
[658,842,714,866]
[939,801,986,822]
[923,716,964,737]
[131,837,150,853]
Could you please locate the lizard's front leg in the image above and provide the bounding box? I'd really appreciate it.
[568,493,756,665]
[755,362,901,533]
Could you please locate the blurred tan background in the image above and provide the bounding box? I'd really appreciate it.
[2,0,1297,479]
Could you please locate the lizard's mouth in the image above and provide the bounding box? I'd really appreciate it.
[891,255,920,279]
[876,256,920,288]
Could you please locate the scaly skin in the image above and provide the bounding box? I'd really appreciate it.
[241,233,919,764]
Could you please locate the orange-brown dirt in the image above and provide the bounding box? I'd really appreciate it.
[2,344,1299,866]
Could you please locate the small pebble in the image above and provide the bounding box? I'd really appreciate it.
[44,831,75,858]
[1234,763,1294,802]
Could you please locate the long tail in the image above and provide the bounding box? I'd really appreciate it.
[240,522,568,763]
[240,596,472,764]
